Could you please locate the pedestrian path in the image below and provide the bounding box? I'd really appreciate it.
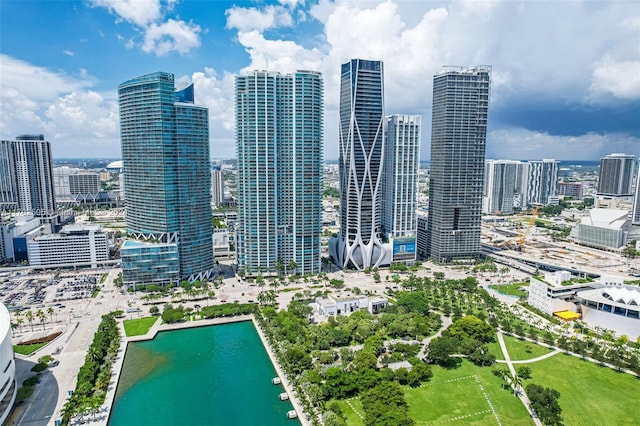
[495,347,562,364]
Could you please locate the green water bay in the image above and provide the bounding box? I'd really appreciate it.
[109,321,298,425]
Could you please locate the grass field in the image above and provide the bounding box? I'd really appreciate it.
[123,316,158,337]
[489,283,528,298]
[524,354,640,425]
[487,334,553,361]
[337,361,531,425]
[13,342,47,355]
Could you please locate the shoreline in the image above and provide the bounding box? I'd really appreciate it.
[90,314,306,426]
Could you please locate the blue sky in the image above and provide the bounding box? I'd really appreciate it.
[1,0,639,161]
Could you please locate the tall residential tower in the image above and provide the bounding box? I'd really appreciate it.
[118,72,214,287]
[0,134,57,226]
[235,70,323,277]
[331,59,387,270]
[425,66,491,263]
[383,115,420,262]
[597,153,635,197]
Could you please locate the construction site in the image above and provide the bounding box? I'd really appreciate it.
[481,209,638,280]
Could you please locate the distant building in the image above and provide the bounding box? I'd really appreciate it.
[118,72,214,287]
[211,169,224,208]
[557,182,584,199]
[383,115,420,263]
[416,214,429,260]
[425,66,491,262]
[597,153,635,197]
[53,167,101,203]
[0,135,57,226]
[527,159,559,206]
[483,160,518,214]
[0,303,16,425]
[235,70,323,277]
[27,224,109,268]
[577,208,631,250]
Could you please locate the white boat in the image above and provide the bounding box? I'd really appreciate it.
[279,393,289,401]
[287,410,298,419]
[272,377,281,385]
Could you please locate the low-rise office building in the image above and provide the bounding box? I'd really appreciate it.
[27,224,109,268]
[527,270,594,316]
[577,208,631,250]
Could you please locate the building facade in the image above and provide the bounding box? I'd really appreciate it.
[557,181,584,199]
[331,59,387,270]
[118,72,214,286]
[53,167,101,204]
[27,224,109,268]
[425,66,491,263]
[383,115,420,262]
[235,70,323,277]
[634,161,640,225]
[527,159,559,206]
[211,169,224,208]
[0,303,16,426]
[597,153,635,196]
[483,160,518,214]
[0,135,57,224]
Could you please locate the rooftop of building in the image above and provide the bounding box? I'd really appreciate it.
[577,285,640,308]
[581,208,630,229]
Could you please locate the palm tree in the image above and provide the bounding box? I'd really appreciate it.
[16,317,24,333]
[25,310,35,332]
[36,309,46,330]
[47,307,54,324]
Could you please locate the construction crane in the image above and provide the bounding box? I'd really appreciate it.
[517,207,539,249]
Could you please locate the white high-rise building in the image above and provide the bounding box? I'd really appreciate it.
[484,160,519,214]
[211,169,224,208]
[0,135,56,223]
[527,159,559,206]
[235,70,324,277]
[633,161,640,225]
[331,59,388,270]
[382,115,420,262]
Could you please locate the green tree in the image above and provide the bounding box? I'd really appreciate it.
[361,381,414,426]
[526,383,563,426]
[517,365,532,380]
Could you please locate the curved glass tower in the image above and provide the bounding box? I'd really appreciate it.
[118,72,214,285]
[333,59,386,270]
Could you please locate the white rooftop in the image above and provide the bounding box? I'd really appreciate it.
[581,208,630,230]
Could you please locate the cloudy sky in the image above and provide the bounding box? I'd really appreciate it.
[1,0,639,161]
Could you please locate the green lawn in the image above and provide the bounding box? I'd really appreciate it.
[523,354,640,425]
[487,334,553,361]
[338,361,531,425]
[489,283,528,298]
[123,316,158,337]
[13,343,47,355]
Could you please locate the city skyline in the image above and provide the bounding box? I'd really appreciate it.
[1,0,639,161]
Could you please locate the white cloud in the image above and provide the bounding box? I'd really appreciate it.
[63,50,75,57]
[0,55,120,157]
[142,19,202,56]
[590,60,640,100]
[279,0,304,8]
[89,0,161,27]
[225,0,640,160]
[92,0,202,56]
[187,69,237,158]
[487,128,640,161]
[226,5,293,33]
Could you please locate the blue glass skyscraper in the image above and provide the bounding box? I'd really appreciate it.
[118,72,214,286]
[235,70,323,277]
